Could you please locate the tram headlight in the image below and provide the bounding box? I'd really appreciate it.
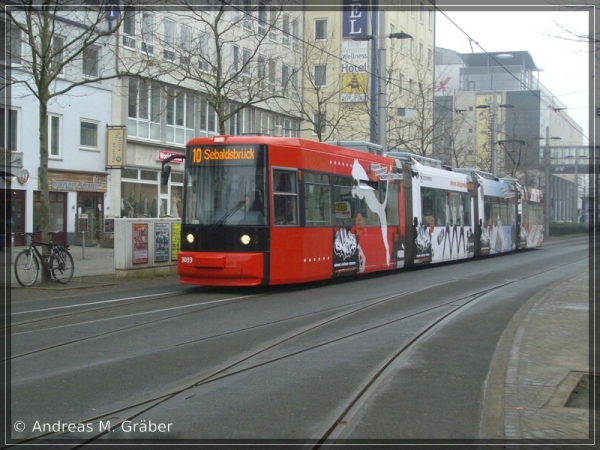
[186,233,195,244]
[240,234,251,245]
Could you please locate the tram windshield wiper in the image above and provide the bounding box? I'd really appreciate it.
[211,200,244,231]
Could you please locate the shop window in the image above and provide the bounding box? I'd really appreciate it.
[33,191,67,243]
[121,182,160,218]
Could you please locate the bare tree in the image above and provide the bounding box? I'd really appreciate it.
[151,1,298,135]
[2,1,155,281]
[276,25,368,142]
[386,54,435,157]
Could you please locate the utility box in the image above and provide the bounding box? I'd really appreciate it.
[114,218,181,277]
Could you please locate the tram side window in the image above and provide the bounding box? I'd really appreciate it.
[333,176,355,226]
[273,169,298,225]
[385,182,399,226]
[484,196,493,228]
[304,172,331,227]
[421,188,434,226]
[460,192,471,226]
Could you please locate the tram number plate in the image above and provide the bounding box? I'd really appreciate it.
[181,256,193,263]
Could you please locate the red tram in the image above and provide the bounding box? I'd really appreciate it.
[163,135,543,286]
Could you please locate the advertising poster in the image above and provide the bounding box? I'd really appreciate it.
[155,222,170,262]
[332,227,360,276]
[133,223,148,264]
[171,222,181,261]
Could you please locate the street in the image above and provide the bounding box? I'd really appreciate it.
[5,237,591,445]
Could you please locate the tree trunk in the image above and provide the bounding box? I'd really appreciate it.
[38,89,52,283]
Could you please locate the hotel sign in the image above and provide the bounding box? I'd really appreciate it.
[342,0,368,38]
[341,40,368,102]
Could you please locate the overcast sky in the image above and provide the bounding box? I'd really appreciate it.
[435,8,591,144]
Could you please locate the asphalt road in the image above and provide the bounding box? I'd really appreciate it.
[6,237,589,445]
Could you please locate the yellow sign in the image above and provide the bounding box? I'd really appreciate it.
[106,127,126,167]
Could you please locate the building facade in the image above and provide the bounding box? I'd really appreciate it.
[301,0,436,153]
[433,48,584,186]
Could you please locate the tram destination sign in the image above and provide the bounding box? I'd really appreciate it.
[190,145,258,165]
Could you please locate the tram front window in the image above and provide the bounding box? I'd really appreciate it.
[184,146,266,226]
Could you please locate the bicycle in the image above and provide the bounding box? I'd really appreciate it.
[13,232,75,287]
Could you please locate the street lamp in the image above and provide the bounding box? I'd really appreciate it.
[540,129,561,238]
[353,23,412,152]
[476,102,513,177]
[565,151,587,223]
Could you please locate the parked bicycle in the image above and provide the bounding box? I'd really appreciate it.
[13,232,75,287]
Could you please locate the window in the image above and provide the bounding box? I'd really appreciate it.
[312,111,327,135]
[429,10,434,29]
[242,0,252,30]
[128,78,162,140]
[333,176,355,226]
[292,19,300,50]
[122,6,136,48]
[420,3,425,23]
[268,59,276,92]
[304,172,331,226]
[231,44,239,72]
[242,47,251,77]
[1,21,22,64]
[141,12,154,54]
[181,24,192,67]
[314,64,326,86]
[163,19,175,61]
[282,15,290,46]
[48,114,62,158]
[281,64,289,94]
[200,98,217,134]
[199,31,209,71]
[398,74,404,96]
[0,107,19,152]
[258,55,266,87]
[166,88,196,144]
[418,43,423,63]
[291,68,299,97]
[315,18,327,40]
[51,36,64,74]
[80,120,99,149]
[83,46,99,77]
[273,169,298,226]
[268,7,278,41]
[390,24,395,47]
[258,1,267,34]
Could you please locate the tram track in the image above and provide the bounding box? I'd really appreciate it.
[7,255,586,446]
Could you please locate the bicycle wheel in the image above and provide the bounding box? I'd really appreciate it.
[14,249,39,287]
[51,248,74,284]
